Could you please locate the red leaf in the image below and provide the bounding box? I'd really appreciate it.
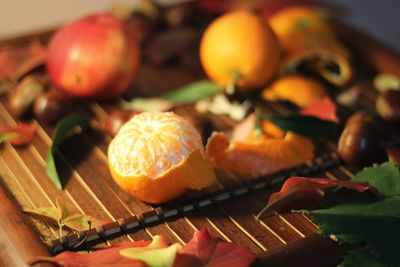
[55,237,170,267]
[300,97,339,122]
[257,177,378,219]
[0,123,36,146]
[174,228,256,267]
[0,41,46,81]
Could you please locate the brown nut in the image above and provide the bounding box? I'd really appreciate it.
[126,13,154,44]
[338,112,384,166]
[104,110,137,137]
[33,89,71,124]
[376,90,400,122]
[164,3,195,27]
[8,75,46,117]
[345,111,377,126]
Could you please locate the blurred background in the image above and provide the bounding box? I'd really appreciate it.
[0,0,399,52]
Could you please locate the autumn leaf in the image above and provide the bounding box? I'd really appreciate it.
[46,114,89,189]
[306,162,400,266]
[54,240,155,267]
[0,123,36,146]
[300,97,339,122]
[174,228,256,267]
[24,197,101,236]
[256,177,378,219]
[0,41,47,81]
[121,236,180,267]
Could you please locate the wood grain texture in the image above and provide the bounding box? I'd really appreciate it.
[0,17,400,267]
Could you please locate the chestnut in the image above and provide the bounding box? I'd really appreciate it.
[376,90,400,122]
[338,112,385,166]
[33,90,71,124]
[8,75,45,117]
[104,110,137,137]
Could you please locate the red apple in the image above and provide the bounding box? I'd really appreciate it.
[47,13,141,100]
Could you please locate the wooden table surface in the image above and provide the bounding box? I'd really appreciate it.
[1,17,400,267]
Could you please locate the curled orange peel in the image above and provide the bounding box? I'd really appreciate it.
[206,131,314,179]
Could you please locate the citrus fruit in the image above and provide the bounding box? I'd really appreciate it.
[269,7,351,86]
[207,131,314,179]
[200,10,281,89]
[108,111,216,203]
[262,75,327,107]
[269,7,338,54]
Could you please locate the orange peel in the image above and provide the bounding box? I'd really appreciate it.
[108,111,216,203]
[269,6,352,85]
[206,131,314,179]
[262,75,327,107]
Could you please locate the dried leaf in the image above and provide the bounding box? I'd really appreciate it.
[300,97,338,122]
[0,123,36,146]
[336,85,361,107]
[121,236,180,267]
[120,98,173,112]
[24,197,101,234]
[257,109,337,137]
[256,177,378,219]
[46,114,89,189]
[374,73,400,92]
[0,76,14,96]
[0,41,47,81]
[174,228,256,267]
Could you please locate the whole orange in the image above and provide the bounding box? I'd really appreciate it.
[108,111,216,203]
[200,11,281,89]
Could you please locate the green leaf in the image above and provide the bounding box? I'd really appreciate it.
[256,109,337,137]
[352,162,400,198]
[120,236,180,267]
[308,162,400,267]
[162,80,220,104]
[341,249,386,267]
[46,114,89,189]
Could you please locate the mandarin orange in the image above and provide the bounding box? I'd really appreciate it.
[200,10,281,90]
[108,111,216,203]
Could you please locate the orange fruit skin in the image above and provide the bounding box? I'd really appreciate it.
[207,131,314,179]
[262,75,327,107]
[269,7,347,58]
[200,10,281,89]
[110,150,215,203]
[108,112,216,204]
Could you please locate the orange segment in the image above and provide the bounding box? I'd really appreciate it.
[207,131,314,179]
[200,10,281,89]
[262,75,327,107]
[108,112,216,203]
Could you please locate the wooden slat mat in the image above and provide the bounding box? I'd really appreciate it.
[1,19,399,267]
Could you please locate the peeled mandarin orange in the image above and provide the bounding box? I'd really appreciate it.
[200,10,281,89]
[108,111,216,203]
[207,131,314,179]
[262,75,327,107]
